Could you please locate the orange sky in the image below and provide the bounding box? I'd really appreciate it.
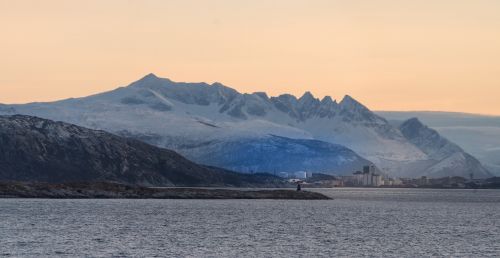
[1,0,499,115]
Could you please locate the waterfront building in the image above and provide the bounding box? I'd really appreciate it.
[372,174,383,186]
[353,171,364,185]
[360,165,384,186]
[294,171,307,179]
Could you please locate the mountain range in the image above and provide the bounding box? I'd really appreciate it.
[0,74,492,178]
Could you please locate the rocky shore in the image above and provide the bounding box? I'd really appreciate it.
[0,182,331,200]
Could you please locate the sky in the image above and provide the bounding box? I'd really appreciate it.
[1,0,499,115]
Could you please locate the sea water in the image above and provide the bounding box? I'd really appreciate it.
[1,188,499,257]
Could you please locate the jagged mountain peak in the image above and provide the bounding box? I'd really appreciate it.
[321,96,336,104]
[336,95,387,124]
[339,95,367,109]
[401,118,471,159]
[298,92,320,106]
[99,74,388,123]
[398,117,492,178]
[401,117,424,128]
[124,75,369,121]
[299,91,316,101]
[253,92,269,100]
[400,117,436,141]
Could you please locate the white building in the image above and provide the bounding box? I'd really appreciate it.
[362,165,384,187]
[294,171,307,179]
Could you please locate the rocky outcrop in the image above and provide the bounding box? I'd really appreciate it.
[0,115,284,187]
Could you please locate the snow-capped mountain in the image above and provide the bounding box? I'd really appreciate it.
[378,111,500,176]
[0,73,490,177]
[398,118,491,178]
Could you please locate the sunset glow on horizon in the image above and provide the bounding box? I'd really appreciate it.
[1,0,500,115]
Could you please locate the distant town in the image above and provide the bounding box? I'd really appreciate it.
[278,165,500,189]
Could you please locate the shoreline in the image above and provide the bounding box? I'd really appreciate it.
[0,182,331,200]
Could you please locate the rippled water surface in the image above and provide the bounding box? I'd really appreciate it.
[1,188,500,257]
